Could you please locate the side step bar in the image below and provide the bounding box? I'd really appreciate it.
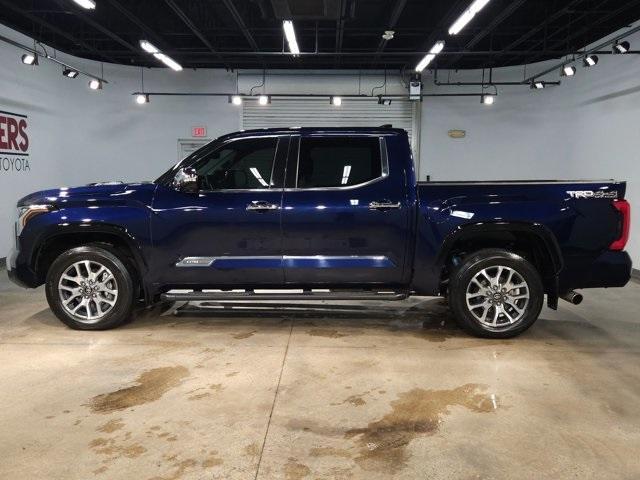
[161,289,409,302]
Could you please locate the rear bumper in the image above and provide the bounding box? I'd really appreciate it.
[560,251,632,290]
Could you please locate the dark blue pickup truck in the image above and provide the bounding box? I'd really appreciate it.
[8,127,632,337]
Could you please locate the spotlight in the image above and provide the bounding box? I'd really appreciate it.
[531,81,545,90]
[377,96,392,106]
[229,95,242,106]
[481,94,495,105]
[330,96,342,106]
[136,94,149,105]
[72,0,96,9]
[583,55,599,67]
[382,30,395,40]
[561,65,576,77]
[88,79,102,90]
[63,68,79,78]
[258,95,270,105]
[21,53,38,65]
[613,41,630,54]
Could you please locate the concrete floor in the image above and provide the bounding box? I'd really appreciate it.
[0,273,639,480]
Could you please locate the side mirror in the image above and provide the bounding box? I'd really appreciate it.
[172,167,199,193]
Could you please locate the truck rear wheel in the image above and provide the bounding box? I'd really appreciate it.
[449,249,544,338]
[45,245,136,330]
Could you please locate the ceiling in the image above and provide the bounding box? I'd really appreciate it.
[1,0,639,71]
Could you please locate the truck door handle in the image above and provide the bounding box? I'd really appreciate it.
[246,201,280,212]
[369,200,401,211]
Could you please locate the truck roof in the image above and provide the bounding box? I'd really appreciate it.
[226,126,407,137]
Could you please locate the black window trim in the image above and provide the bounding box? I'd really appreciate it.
[285,134,389,192]
[196,135,284,193]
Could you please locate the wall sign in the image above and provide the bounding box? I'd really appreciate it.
[448,129,466,139]
[192,126,207,138]
[0,110,30,173]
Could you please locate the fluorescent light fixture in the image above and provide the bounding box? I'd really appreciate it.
[136,94,149,104]
[449,0,492,35]
[139,40,159,54]
[583,55,598,67]
[153,53,182,71]
[481,94,495,105]
[341,165,352,185]
[283,20,300,55]
[88,79,102,90]
[230,95,242,106]
[63,68,79,78]
[72,0,96,9]
[21,53,37,65]
[249,167,269,187]
[330,96,342,106]
[562,65,576,76]
[258,95,270,105]
[531,81,545,89]
[415,40,445,72]
[613,41,630,54]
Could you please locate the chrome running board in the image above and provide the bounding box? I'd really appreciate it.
[160,288,409,302]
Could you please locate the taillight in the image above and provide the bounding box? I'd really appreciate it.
[609,199,630,251]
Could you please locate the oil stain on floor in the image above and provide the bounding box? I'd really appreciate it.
[345,384,499,473]
[88,366,189,414]
[306,328,348,338]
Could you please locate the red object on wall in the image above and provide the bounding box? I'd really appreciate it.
[192,126,206,137]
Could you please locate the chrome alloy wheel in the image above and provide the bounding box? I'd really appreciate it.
[58,260,118,324]
[465,266,530,329]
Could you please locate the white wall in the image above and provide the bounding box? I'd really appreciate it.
[418,28,640,264]
[1,22,639,266]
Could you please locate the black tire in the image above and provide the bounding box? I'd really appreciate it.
[449,249,544,339]
[45,245,136,330]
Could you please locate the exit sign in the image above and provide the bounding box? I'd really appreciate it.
[192,126,207,137]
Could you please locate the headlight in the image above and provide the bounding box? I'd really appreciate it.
[16,204,54,236]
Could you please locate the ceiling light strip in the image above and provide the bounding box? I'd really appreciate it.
[415,40,445,72]
[283,20,300,55]
[449,0,492,35]
[139,40,182,71]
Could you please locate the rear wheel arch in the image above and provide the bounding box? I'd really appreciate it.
[438,222,562,292]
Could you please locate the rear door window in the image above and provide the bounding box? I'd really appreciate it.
[296,137,382,189]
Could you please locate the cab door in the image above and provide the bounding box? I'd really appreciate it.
[150,135,289,288]
[280,134,409,286]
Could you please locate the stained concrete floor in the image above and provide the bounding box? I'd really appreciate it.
[0,273,639,480]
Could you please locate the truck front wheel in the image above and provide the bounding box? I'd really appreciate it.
[449,249,544,338]
[45,245,136,330]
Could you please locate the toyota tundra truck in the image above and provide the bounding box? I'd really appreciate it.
[7,127,632,338]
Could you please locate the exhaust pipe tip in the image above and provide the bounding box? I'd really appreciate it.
[561,291,583,305]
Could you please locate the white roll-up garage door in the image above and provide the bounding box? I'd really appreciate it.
[241,97,420,160]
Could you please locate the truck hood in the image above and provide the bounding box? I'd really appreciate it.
[17,182,156,207]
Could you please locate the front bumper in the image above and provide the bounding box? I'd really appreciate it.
[6,246,39,288]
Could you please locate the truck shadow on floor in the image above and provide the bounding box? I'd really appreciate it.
[23,298,636,348]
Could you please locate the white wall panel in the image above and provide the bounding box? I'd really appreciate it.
[242,97,416,152]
